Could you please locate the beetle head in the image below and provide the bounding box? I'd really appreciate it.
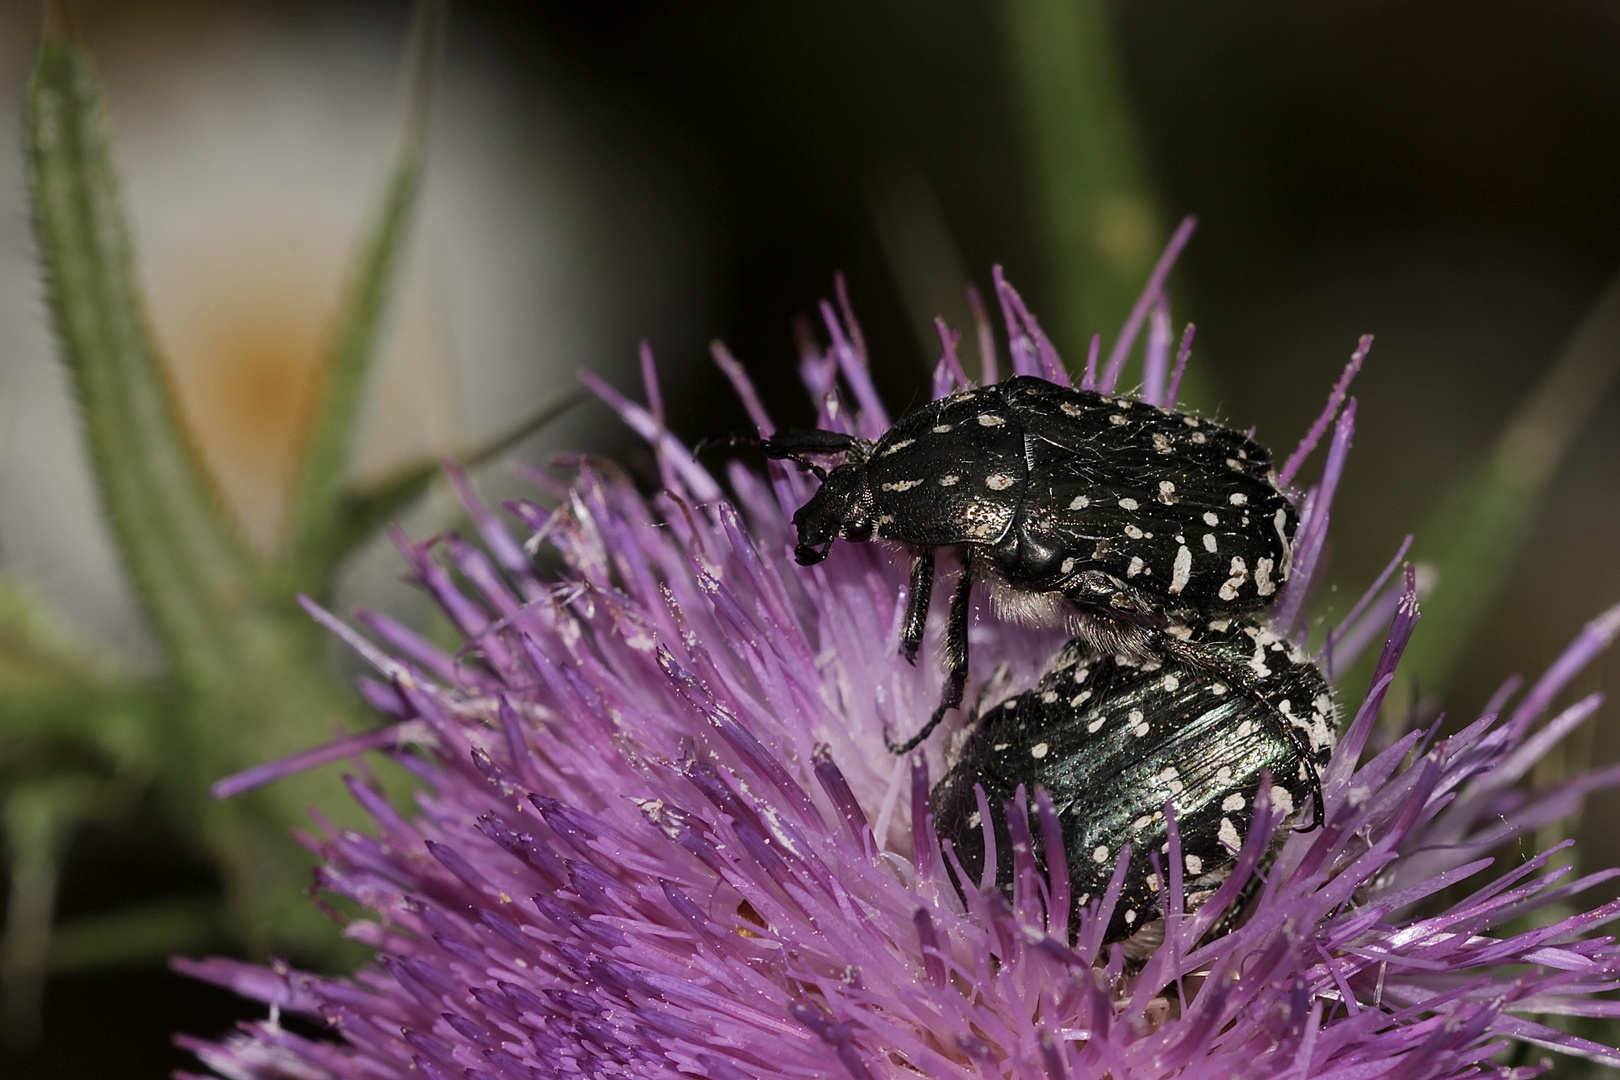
[791,463,875,565]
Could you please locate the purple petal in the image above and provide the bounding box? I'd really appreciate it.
[1100,214,1197,393]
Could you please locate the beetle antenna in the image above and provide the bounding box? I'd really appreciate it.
[693,430,835,480]
[692,430,760,457]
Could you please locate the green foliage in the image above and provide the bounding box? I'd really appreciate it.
[1002,0,1163,356]
[1398,273,1620,697]
[28,13,256,686]
[283,0,447,586]
[1,0,578,1040]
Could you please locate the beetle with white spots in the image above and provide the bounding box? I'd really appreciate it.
[752,374,1298,752]
[930,616,1336,945]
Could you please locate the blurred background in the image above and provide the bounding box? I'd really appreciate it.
[2,0,1620,1074]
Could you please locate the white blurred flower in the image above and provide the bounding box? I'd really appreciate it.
[0,2,709,659]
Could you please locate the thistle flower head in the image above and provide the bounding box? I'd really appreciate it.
[178,268,1620,1079]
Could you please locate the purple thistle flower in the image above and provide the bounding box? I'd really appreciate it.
[177,254,1620,1079]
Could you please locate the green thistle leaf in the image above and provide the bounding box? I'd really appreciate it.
[1003,0,1163,355]
[26,14,252,686]
[1399,271,1620,698]
[284,0,447,584]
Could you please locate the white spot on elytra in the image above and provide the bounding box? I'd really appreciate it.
[1069,494,1090,509]
[1041,691,1058,704]
[1192,431,1207,444]
[986,474,1015,490]
[1229,492,1249,506]
[1219,817,1242,851]
[1235,719,1254,739]
[1216,766,1233,785]
[1226,457,1244,471]
[968,810,981,828]
[1218,556,1249,601]
[1093,845,1110,864]
[1133,815,1152,831]
[1162,674,1180,691]
[1061,402,1082,417]
[1031,742,1050,759]
[1184,854,1204,875]
[1109,414,1127,426]
[1203,511,1219,526]
[1127,556,1145,578]
[1255,556,1276,596]
[881,438,915,455]
[993,743,1010,752]
[1270,786,1295,816]
[1152,433,1172,454]
[1124,909,1138,925]
[1222,793,1246,812]
[1170,545,1192,594]
[1061,557,1077,574]
[882,479,922,492]
[1086,716,1105,733]
[1203,533,1218,553]
[977,413,1005,427]
[1069,691,1091,707]
[1118,497,1139,510]
[1158,481,1177,503]
[938,474,960,487]
[1212,682,1228,695]
[932,423,953,433]
[1125,524,1145,539]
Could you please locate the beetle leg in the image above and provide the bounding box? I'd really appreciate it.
[1295,748,1326,833]
[900,551,936,665]
[760,429,867,473]
[889,549,974,753]
[698,428,867,480]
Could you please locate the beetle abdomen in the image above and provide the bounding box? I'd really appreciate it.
[993,377,1296,610]
[931,617,1335,943]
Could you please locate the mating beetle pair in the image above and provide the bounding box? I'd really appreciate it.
[752,372,1333,940]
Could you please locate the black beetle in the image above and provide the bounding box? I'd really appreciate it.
[929,616,1335,945]
[758,375,1297,750]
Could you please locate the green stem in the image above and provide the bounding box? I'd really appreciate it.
[284,0,446,584]
[1,780,91,1049]
[1002,0,1163,356]
[1395,270,1620,700]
